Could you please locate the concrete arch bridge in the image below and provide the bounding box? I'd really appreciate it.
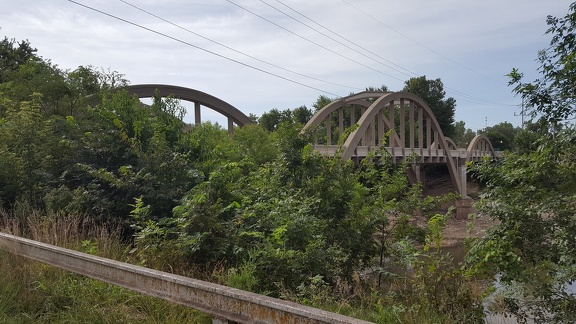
[302,91,500,199]
[125,84,254,134]
[124,85,498,214]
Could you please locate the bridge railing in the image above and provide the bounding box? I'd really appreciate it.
[0,232,371,324]
[311,145,495,162]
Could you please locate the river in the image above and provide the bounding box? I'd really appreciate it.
[445,244,576,324]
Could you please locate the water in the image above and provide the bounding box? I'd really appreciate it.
[366,242,575,322]
[444,244,576,323]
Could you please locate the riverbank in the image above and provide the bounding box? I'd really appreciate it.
[442,212,496,246]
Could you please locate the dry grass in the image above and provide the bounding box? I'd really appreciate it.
[0,206,124,260]
[0,207,210,323]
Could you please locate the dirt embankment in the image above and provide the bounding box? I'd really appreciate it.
[442,213,496,246]
[420,171,498,247]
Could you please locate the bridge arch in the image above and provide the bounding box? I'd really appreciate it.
[340,92,461,194]
[303,91,498,197]
[125,84,254,133]
[304,92,398,145]
[466,135,496,163]
[431,137,458,151]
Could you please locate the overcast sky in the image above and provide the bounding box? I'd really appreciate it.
[1,0,572,130]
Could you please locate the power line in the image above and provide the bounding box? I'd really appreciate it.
[446,87,517,107]
[224,0,406,83]
[332,0,517,106]
[340,0,504,85]
[272,0,419,78]
[259,0,417,78]
[69,0,517,109]
[118,0,363,91]
[257,0,515,107]
[66,0,341,97]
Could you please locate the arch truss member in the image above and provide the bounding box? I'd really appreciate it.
[302,91,498,202]
[126,84,254,133]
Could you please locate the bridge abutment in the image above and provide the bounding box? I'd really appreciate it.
[456,197,475,220]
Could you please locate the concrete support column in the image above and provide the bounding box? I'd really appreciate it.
[407,164,419,184]
[455,165,475,219]
[194,102,201,126]
[227,118,234,135]
[406,164,425,186]
[458,165,468,198]
[456,198,475,220]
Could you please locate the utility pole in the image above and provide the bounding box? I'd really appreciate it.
[514,98,525,129]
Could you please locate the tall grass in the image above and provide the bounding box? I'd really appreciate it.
[0,201,121,252]
[0,207,210,323]
[275,270,483,324]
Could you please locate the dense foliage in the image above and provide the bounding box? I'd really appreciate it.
[478,121,520,151]
[468,2,576,322]
[0,33,478,315]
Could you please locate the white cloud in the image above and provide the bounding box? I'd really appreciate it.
[1,0,572,129]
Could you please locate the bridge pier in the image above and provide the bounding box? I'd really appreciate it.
[407,163,474,219]
[407,164,426,187]
[457,165,467,198]
[456,197,475,220]
[194,102,201,126]
[455,165,475,219]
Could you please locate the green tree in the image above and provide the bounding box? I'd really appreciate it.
[365,85,389,92]
[1,59,64,117]
[258,108,292,132]
[0,34,200,221]
[513,119,553,154]
[0,36,38,84]
[469,3,576,322]
[469,129,576,322]
[75,91,202,220]
[403,76,456,138]
[479,121,520,151]
[232,124,278,165]
[508,5,576,124]
[292,105,313,124]
[312,95,333,111]
[0,93,56,206]
[452,121,476,147]
[139,124,378,292]
[259,106,314,132]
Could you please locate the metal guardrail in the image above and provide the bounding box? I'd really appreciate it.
[0,232,372,324]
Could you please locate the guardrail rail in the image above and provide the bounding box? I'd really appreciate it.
[0,232,372,324]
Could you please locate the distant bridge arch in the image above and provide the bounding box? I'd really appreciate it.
[466,134,496,163]
[125,84,254,133]
[302,91,499,198]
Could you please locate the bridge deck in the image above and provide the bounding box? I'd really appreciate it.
[312,145,499,164]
